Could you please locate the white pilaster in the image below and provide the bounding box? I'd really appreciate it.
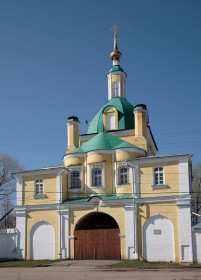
[57,170,63,203]
[125,206,138,259]
[179,157,190,193]
[177,200,193,262]
[15,206,26,259]
[58,205,69,259]
[15,174,23,206]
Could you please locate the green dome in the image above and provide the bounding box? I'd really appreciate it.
[87,98,135,134]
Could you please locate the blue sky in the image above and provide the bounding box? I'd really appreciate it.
[0,0,201,170]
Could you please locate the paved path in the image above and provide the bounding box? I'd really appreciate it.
[0,260,201,280]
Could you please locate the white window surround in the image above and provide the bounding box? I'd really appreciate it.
[152,167,167,189]
[34,178,46,199]
[115,162,132,188]
[68,166,83,192]
[88,162,105,189]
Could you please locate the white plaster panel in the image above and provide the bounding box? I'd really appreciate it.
[143,215,175,262]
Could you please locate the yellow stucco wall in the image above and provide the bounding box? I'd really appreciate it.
[139,161,180,198]
[64,156,84,167]
[115,151,143,162]
[23,173,58,205]
[69,206,127,259]
[137,203,180,262]
[26,209,59,260]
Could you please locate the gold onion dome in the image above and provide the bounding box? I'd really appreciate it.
[110,25,122,62]
[110,48,122,62]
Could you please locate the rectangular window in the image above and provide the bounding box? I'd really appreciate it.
[70,170,81,189]
[35,179,44,195]
[92,168,102,187]
[89,162,105,188]
[119,166,129,185]
[154,167,164,185]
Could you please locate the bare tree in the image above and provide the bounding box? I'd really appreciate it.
[0,154,23,225]
[192,163,201,223]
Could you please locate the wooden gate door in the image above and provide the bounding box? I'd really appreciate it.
[74,228,120,260]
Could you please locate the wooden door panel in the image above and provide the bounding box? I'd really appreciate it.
[74,228,120,260]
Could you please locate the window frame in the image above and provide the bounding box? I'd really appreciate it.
[89,162,105,189]
[152,166,167,189]
[92,167,102,187]
[68,165,83,191]
[34,178,45,198]
[70,170,81,189]
[114,162,132,188]
[118,166,129,185]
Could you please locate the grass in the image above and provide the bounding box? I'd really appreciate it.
[0,259,60,268]
[1,259,201,269]
[111,260,201,269]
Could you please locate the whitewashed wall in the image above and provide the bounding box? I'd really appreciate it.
[192,223,201,263]
[0,229,16,259]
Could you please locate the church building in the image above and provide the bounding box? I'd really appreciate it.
[14,27,193,262]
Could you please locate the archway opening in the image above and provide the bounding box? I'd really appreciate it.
[74,212,120,260]
[75,212,119,230]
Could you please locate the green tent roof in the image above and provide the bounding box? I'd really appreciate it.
[69,131,143,155]
[87,98,135,134]
[108,65,126,76]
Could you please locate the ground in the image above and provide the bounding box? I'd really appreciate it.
[0,260,201,280]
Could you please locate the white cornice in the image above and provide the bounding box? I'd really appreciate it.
[131,154,191,165]
[13,166,63,176]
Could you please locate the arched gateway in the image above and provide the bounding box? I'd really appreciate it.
[74,212,120,260]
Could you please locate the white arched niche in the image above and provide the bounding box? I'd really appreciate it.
[143,215,175,262]
[30,221,55,260]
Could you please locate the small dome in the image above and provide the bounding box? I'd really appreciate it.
[110,49,122,62]
[87,98,135,134]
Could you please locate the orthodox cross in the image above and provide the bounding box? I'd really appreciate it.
[111,25,120,37]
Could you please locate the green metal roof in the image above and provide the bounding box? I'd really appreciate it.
[87,98,135,134]
[62,194,133,204]
[108,65,126,76]
[68,131,142,154]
